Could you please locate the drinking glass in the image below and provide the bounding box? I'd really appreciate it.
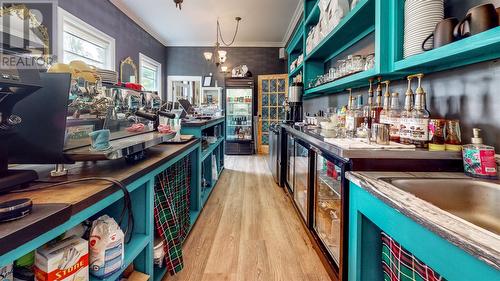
[352,55,364,73]
[346,55,354,74]
[337,59,346,77]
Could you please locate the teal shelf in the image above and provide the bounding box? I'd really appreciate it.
[305,0,320,27]
[201,137,224,161]
[189,209,200,228]
[90,234,150,281]
[288,63,303,78]
[394,26,500,73]
[304,68,376,97]
[305,0,374,62]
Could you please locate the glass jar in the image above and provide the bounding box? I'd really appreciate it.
[337,59,346,77]
[364,53,375,70]
[345,55,354,74]
[352,55,364,73]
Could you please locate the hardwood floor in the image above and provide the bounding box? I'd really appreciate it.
[165,155,333,281]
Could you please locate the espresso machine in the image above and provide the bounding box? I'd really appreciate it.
[285,82,303,124]
[0,57,42,191]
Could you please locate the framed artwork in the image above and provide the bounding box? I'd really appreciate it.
[203,76,213,87]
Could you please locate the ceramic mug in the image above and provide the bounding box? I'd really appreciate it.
[454,4,498,38]
[422,17,459,51]
[89,129,111,151]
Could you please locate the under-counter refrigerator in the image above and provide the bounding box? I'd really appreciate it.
[224,78,255,155]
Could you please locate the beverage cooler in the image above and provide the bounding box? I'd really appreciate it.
[283,130,350,279]
[225,78,255,155]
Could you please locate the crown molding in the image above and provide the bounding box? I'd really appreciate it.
[166,41,284,48]
[282,0,304,47]
[110,0,169,46]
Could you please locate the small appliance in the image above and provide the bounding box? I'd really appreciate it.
[285,82,304,124]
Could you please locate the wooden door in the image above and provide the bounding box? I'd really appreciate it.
[257,74,288,154]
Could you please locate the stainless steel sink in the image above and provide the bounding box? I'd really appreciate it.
[383,178,500,235]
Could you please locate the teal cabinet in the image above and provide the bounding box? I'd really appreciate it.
[348,181,500,281]
[288,0,500,98]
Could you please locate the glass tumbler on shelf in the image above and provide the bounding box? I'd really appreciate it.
[364,53,375,70]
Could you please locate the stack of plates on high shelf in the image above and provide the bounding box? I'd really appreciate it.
[96,68,118,84]
[404,0,444,58]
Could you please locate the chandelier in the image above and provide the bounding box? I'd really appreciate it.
[204,17,242,67]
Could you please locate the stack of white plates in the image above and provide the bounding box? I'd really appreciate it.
[404,0,444,58]
[96,68,118,84]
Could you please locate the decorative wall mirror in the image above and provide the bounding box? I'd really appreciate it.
[120,57,138,83]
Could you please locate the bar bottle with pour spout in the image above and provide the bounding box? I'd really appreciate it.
[400,76,414,144]
[378,80,391,125]
[388,92,401,143]
[409,74,430,148]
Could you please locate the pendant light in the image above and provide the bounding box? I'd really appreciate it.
[203,17,242,67]
[173,0,183,10]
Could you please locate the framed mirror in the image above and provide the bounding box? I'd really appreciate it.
[120,56,137,83]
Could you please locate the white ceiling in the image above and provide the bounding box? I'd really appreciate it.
[111,0,303,47]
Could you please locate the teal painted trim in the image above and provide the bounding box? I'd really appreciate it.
[323,26,375,63]
[394,26,500,73]
[286,20,304,54]
[348,181,500,281]
[201,137,224,161]
[375,0,392,74]
[304,68,376,96]
[89,234,150,281]
[304,0,374,61]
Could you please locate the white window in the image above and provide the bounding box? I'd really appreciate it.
[139,53,162,96]
[57,8,115,70]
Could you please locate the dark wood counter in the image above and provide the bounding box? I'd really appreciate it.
[0,139,199,256]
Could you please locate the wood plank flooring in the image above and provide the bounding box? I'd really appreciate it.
[165,155,333,281]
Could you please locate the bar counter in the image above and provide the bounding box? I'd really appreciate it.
[0,140,199,265]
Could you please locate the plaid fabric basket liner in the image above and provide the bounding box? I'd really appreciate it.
[382,232,447,281]
[154,156,191,275]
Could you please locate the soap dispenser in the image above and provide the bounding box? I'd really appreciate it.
[462,128,498,179]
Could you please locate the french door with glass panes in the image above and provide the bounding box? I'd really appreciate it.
[257,74,288,154]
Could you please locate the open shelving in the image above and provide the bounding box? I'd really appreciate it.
[288,0,500,99]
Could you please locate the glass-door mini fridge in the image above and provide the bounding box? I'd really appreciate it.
[225,78,255,155]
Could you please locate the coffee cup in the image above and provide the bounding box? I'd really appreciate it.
[422,17,459,51]
[454,4,498,38]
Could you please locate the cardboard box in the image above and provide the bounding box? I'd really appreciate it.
[126,271,149,281]
[34,236,88,281]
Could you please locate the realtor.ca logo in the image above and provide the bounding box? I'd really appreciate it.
[0,0,57,69]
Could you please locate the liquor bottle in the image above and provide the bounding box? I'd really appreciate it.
[379,80,391,125]
[354,94,364,131]
[371,77,383,124]
[409,74,430,148]
[363,78,374,129]
[400,76,414,144]
[345,89,356,137]
[388,92,401,143]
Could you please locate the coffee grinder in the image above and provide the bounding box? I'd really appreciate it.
[285,82,303,124]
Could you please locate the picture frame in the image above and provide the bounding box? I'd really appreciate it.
[203,76,213,87]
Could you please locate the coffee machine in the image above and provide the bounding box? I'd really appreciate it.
[284,82,303,124]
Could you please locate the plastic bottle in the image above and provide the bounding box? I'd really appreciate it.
[462,128,498,179]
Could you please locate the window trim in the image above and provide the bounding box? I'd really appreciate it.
[57,7,116,70]
[139,53,162,96]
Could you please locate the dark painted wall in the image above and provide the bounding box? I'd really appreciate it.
[166,46,286,85]
[58,0,167,94]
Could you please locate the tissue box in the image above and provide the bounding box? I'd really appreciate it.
[34,236,89,281]
[0,264,13,281]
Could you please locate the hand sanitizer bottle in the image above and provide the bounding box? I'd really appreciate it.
[462,128,498,179]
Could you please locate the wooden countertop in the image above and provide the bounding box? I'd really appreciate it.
[346,171,500,270]
[0,140,199,256]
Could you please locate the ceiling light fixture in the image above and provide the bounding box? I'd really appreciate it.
[203,17,242,67]
[173,0,183,10]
